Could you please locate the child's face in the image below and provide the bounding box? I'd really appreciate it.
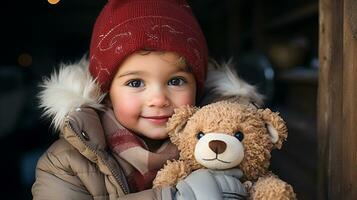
[109,51,197,140]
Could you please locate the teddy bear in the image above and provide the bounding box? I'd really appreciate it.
[152,60,296,199]
[152,100,296,199]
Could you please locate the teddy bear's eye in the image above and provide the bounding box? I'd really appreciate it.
[234,131,244,141]
[196,131,205,139]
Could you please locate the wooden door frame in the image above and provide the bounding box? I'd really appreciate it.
[318,0,357,199]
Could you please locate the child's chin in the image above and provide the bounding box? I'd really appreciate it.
[141,131,169,140]
[150,134,169,140]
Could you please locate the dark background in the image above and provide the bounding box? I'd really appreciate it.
[0,0,318,199]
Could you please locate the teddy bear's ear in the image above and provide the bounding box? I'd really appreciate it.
[259,108,288,149]
[167,105,197,146]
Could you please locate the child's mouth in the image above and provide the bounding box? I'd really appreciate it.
[142,116,170,124]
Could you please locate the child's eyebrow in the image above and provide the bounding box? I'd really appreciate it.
[172,67,192,74]
[115,71,143,78]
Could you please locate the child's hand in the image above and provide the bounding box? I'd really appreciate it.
[174,168,247,200]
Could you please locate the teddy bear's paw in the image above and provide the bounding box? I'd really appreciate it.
[153,160,188,188]
[250,175,296,200]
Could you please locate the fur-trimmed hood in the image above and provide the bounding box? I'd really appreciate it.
[38,58,105,131]
[38,58,263,131]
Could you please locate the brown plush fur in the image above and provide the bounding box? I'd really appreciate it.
[153,100,296,199]
[250,174,295,200]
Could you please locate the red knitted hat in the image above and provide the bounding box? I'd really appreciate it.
[89,0,208,93]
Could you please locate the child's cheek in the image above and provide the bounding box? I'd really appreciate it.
[112,96,141,123]
[175,92,196,107]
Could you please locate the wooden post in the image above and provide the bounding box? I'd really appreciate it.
[318,0,357,199]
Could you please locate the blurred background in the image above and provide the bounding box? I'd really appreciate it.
[0,0,317,199]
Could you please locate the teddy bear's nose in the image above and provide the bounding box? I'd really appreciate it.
[209,140,227,154]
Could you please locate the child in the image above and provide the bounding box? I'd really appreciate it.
[32,0,256,199]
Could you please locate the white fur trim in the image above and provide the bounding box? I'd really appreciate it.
[38,57,105,130]
[205,59,264,106]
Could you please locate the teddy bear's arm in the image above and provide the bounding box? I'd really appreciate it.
[249,174,296,200]
[153,160,190,188]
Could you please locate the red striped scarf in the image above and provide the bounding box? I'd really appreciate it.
[101,108,179,192]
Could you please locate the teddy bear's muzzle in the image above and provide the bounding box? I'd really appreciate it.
[194,133,244,170]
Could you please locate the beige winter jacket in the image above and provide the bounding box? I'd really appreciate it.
[31,108,170,200]
[31,60,173,200]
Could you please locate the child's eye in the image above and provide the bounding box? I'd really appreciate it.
[168,77,187,86]
[126,79,144,87]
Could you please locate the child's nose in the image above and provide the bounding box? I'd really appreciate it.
[147,89,170,107]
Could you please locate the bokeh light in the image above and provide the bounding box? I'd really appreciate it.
[47,0,60,5]
[18,53,33,67]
